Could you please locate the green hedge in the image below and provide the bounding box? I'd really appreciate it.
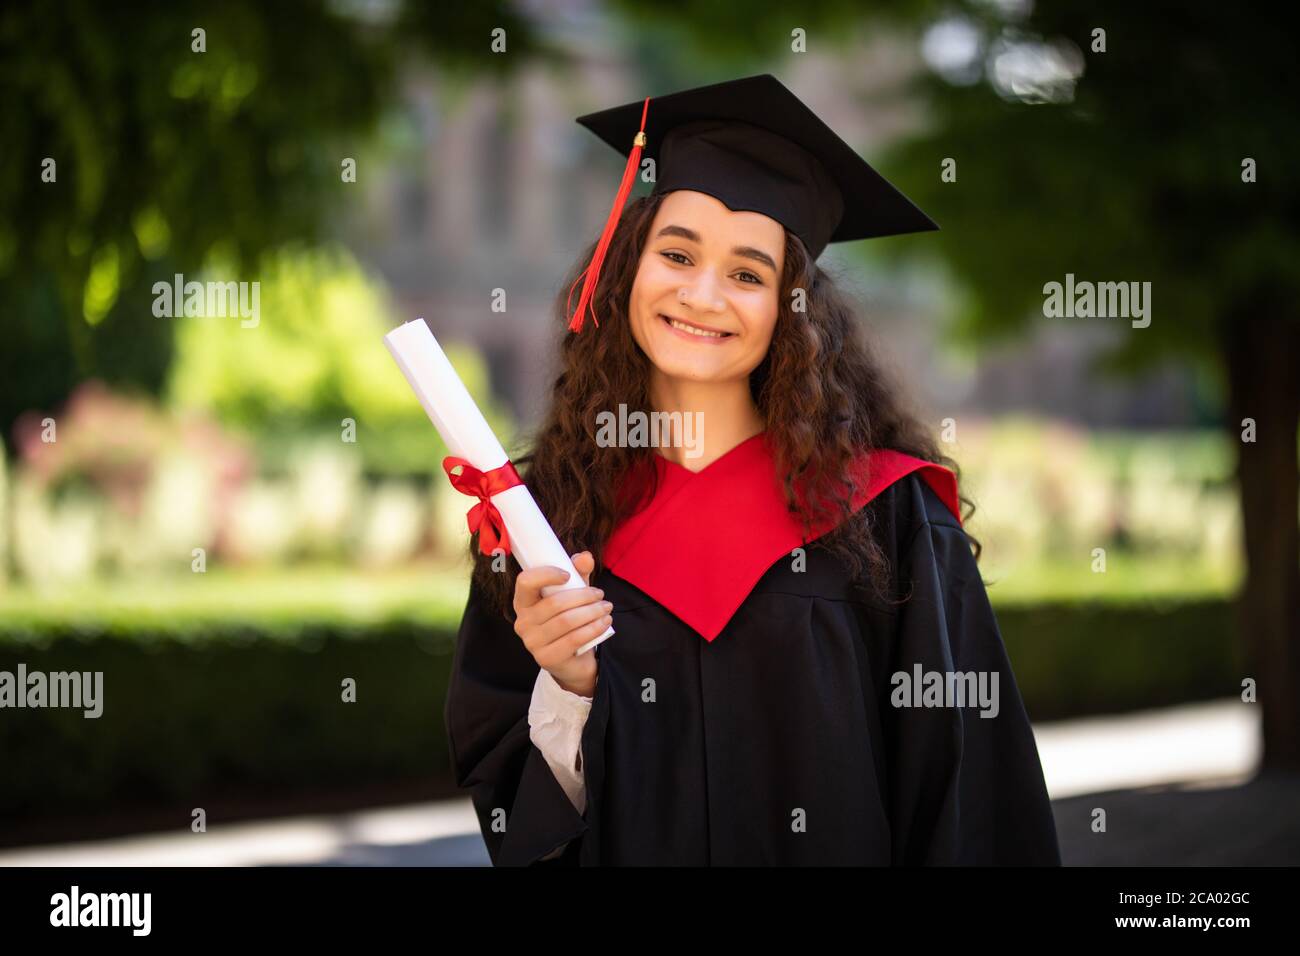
[996,598,1241,721]
[0,598,1241,818]
[0,620,458,818]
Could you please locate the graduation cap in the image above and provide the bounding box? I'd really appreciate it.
[566,73,938,332]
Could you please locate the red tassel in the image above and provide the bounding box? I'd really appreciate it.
[566,96,651,333]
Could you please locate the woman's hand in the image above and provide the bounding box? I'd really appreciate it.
[512,550,610,698]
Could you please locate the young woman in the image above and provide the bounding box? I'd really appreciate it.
[444,75,1060,866]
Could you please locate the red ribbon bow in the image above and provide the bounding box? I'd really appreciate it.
[442,456,524,556]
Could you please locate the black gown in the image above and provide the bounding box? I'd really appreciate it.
[444,455,1061,866]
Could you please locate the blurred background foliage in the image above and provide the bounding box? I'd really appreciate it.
[0,0,538,445]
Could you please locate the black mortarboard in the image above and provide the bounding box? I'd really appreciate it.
[564,73,938,332]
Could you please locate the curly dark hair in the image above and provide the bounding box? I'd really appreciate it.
[469,189,979,619]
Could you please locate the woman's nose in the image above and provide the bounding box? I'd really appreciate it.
[677,275,724,313]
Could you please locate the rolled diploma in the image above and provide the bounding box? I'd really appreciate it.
[383,318,613,654]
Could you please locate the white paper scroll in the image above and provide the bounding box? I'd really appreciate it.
[383,318,613,654]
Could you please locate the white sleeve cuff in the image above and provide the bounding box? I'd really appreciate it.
[534,666,594,713]
[528,669,592,815]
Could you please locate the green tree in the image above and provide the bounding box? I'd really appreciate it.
[883,2,1299,769]
[0,0,547,450]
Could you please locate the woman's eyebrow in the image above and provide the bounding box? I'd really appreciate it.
[655,224,778,273]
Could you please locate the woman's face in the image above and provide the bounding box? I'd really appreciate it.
[628,189,786,386]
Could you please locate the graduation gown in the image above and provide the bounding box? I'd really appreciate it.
[444,434,1061,866]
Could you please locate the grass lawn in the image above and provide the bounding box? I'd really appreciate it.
[0,553,1240,632]
[980,552,1240,605]
[0,561,474,630]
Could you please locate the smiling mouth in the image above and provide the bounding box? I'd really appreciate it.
[659,314,735,340]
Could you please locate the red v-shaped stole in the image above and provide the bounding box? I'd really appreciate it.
[602,433,961,641]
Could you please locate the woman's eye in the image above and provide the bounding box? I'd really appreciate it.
[661,251,761,286]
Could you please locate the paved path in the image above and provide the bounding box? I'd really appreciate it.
[2,697,1291,866]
